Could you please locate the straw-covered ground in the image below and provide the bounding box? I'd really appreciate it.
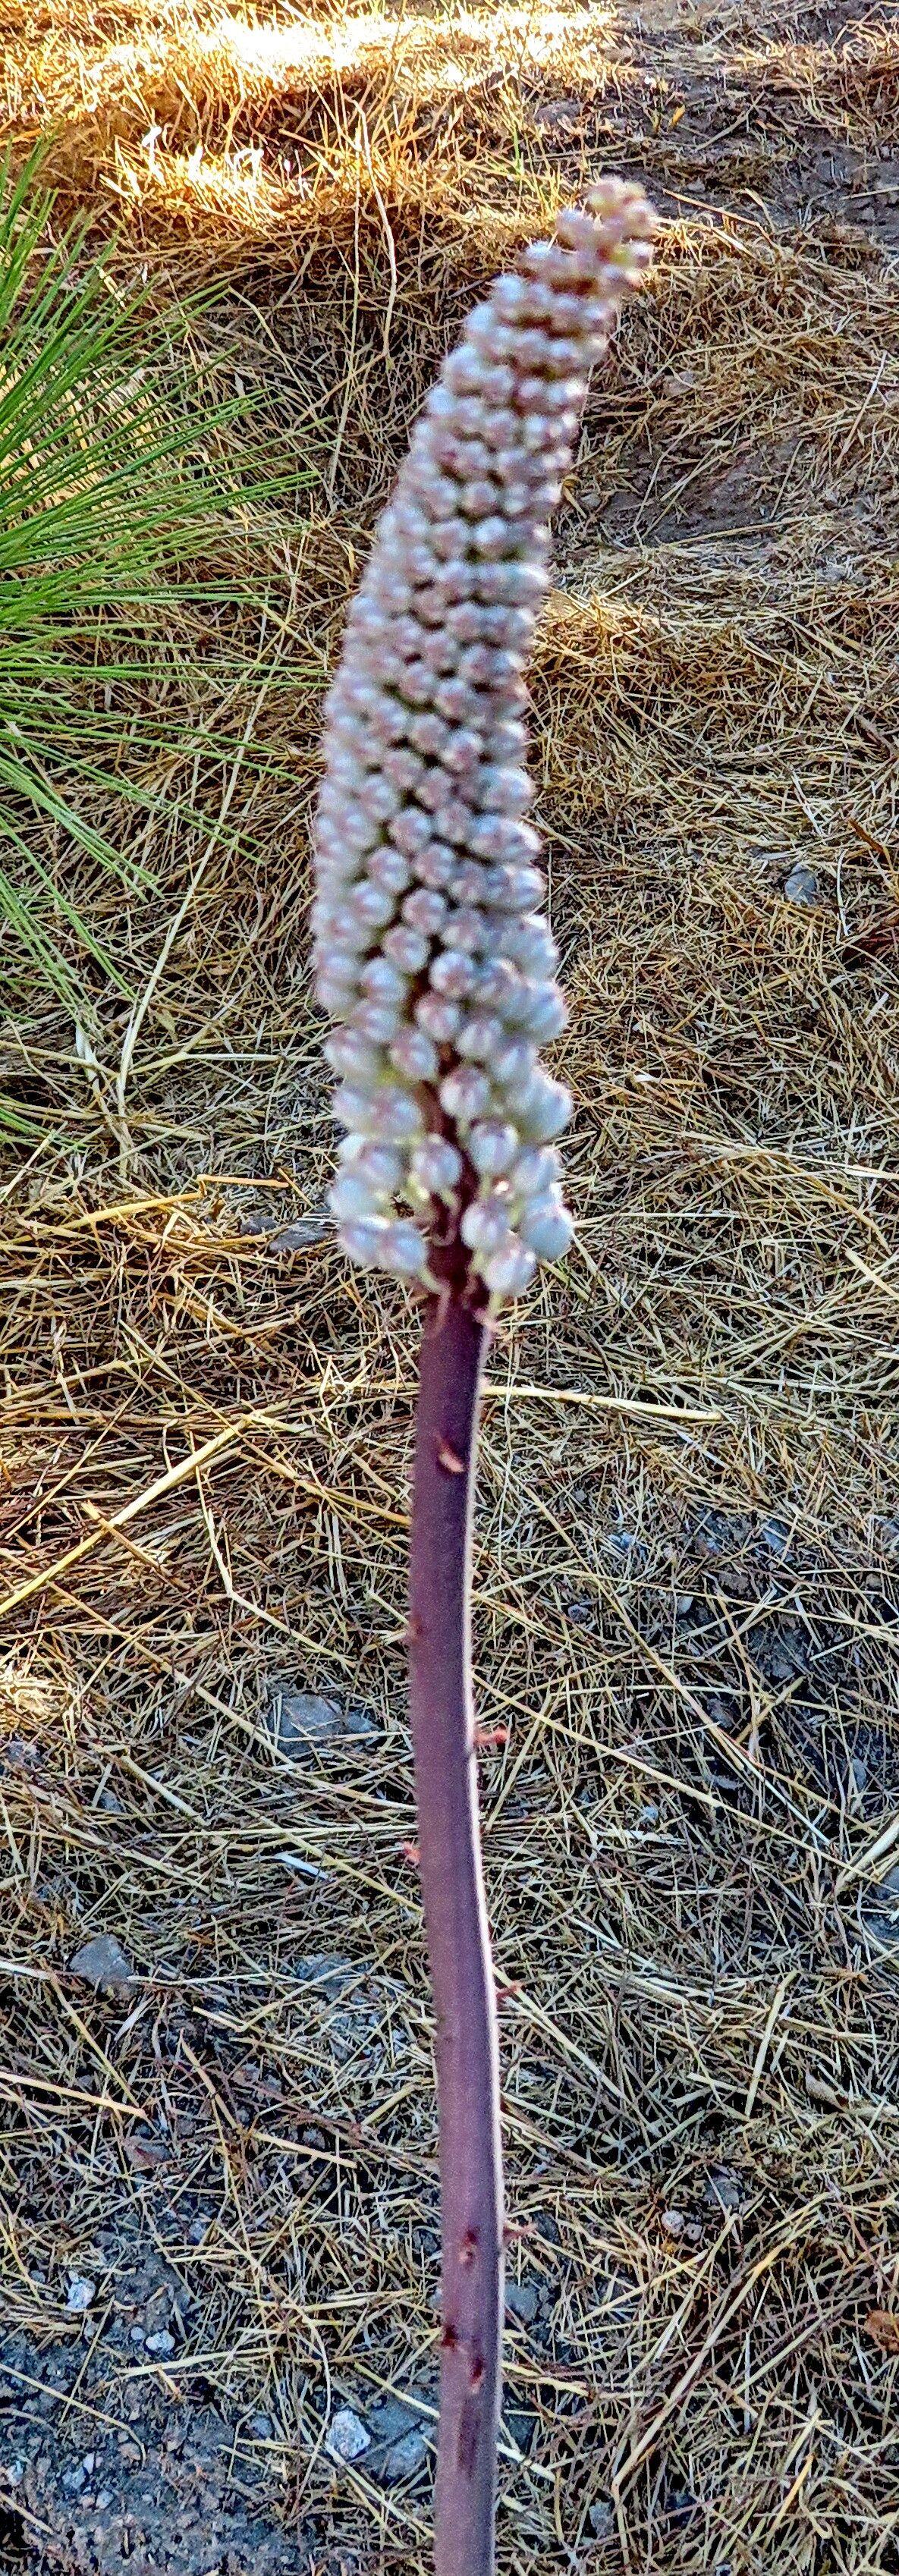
[2,1,899,2570]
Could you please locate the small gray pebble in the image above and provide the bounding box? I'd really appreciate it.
[761,1517,791,1557]
[145,2331,175,2356]
[345,1704,376,1736]
[70,1933,134,1990]
[379,2428,427,2484]
[325,2406,370,2464]
[505,2279,539,2323]
[704,2166,743,2212]
[369,2395,418,2443]
[589,2499,615,2539]
[269,1690,344,1751]
[265,1689,372,1758]
[65,2278,96,2314]
[505,2408,537,2455]
[783,863,818,906]
[270,1214,330,1252]
[294,1953,355,1998]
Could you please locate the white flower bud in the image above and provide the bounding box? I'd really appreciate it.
[511,1144,560,1198]
[325,1028,383,1082]
[496,913,559,975]
[555,207,603,252]
[358,774,401,825]
[430,950,479,1000]
[475,957,520,1012]
[457,1013,505,1062]
[461,1192,514,1253]
[403,887,448,936]
[473,765,533,815]
[363,850,409,901]
[330,1169,388,1220]
[334,1081,421,1143]
[480,1239,537,1297]
[349,879,398,932]
[434,676,483,725]
[401,661,436,706]
[440,1067,492,1124]
[391,807,435,858]
[443,906,487,956]
[326,746,366,793]
[383,746,423,795]
[409,711,451,757]
[483,863,545,912]
[418,764,457,815]
[333,1082,381,1132]
[416,994,461,1044]
[339,1217,391,1266]
[471,514,511,558]
[519,1195,574,1260]
[416,605,466,656]
[411,1136,464,1198]
[317,904,367,958]
[339,1138,404,1192]
[316,789,375,843]
[414,841,457,889]
[385,924,430,975]
[516,982,567,1041]
[316,966,360,1016]
[354,999,401,1047]
[335,676,377,718]
[443,727,484,776]
[457,643,496,689]
[468,1120,519,1177]
[368,1089,426,1143]
[461,478,500,518]
[492,969,533,1026]
[379,1220,429,1278]
[468,815,539,866]
[360,956,409,1003]
[515,1071,572,1141]
[451,859,492,903]
[390,1026,439,1083]
[432,514,473,563]
[494,1035,538,1089]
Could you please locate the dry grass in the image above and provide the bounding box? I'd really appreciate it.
[2,1,899,2570]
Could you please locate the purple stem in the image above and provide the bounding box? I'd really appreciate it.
[409,1290,503,2576]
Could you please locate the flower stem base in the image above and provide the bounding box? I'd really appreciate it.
[409,1293,503,2576]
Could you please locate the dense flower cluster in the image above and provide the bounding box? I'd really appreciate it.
[313,177,655,1297]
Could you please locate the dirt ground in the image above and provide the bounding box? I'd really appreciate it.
[2,2,898,2571]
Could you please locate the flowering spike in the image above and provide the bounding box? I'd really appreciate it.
[313,181,657,2576]
[315,182,655,1297]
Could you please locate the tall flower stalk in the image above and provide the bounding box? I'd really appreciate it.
[313,178,655,2574]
